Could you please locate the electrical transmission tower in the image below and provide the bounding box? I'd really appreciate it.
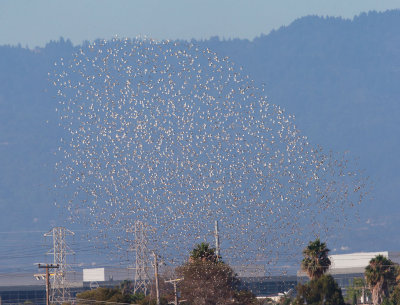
[44,227,75,305]
[133,220,150,294]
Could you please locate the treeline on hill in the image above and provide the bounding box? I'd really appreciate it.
[74,240,400,305]
[1,10,400,248]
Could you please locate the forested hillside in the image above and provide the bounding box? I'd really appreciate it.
[199,10,400,229]
[1,10,399,251]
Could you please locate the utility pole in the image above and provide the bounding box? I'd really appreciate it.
[38,264,59,305]
[165,278,183,305]
[152,251,160,305]
[214,220,220,261]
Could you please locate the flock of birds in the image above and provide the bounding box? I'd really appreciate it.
[52,38,366,268]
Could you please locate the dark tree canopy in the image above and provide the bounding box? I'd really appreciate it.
[388,286,400,305]
[294,274,345,305]
[177,243,258,305]
[345,277,370,305]
[76,287,137,305]
[76,286,168,305]
[177,260,238,305]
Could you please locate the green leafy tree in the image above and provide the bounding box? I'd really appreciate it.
[382,298,393,305]
[382,267,400,305]
[233,290,260,305]
[293,274,345,305]
[301,238,331,280]
[76,287,129,305]
[120,279,134,296]
[76,286,146,305]
[345,278,370,305]
[365,255,396,305]
[388,286,400,305]
[136,295,168,305]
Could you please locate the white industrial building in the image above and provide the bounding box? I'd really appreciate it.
[329,251,400,275]
[83,267,134,284]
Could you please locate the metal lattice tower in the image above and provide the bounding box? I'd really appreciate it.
[44,227,75,305]
[133,221,150,294]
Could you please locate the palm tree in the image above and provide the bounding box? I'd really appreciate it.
[301,238,331,280]
[189,242,218,263]
[365,254,396,305]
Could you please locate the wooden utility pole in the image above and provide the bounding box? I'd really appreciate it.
[38,264,59,305]
[165,278,183,305]
[214,220,220,261]
[152,251,160,305]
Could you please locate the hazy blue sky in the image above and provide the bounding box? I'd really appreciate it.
[1,0,400,47]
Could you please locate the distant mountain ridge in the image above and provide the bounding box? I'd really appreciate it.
[197,10,400,225]
[1,10,399,252]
